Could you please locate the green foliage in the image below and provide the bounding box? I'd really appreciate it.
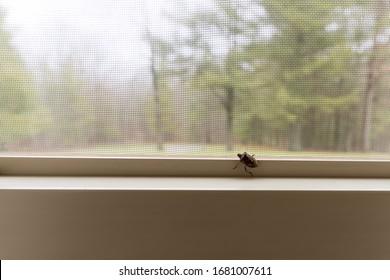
[235,0,374,150]
[165,0,390,152]
[2,1,387,153]
[43,59,97,146]
[0,9,51,147]
[143,79,181,142]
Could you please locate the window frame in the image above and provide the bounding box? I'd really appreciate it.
[0,156,389,178]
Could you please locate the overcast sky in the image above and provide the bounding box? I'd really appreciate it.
[0,0,204,82]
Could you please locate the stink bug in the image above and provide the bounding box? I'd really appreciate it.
[233,152,259,177]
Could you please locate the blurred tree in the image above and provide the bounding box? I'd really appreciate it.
[244,0,364,151]
[159,0,390,154]
[0,8,50,150]
[87,82,123,145]
[358,0,390,152]
[145,25,164,151]
[42,59,95,147]
[169,0,266,151]
[143,26,182,148]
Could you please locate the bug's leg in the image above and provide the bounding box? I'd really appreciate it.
[245,166,253,177]
[233,161,240,169]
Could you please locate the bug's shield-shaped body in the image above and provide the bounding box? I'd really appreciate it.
[233,152,258,176]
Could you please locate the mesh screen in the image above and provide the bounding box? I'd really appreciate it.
[0,0,389,158]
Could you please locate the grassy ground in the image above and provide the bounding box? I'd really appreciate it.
[1,143,389,160]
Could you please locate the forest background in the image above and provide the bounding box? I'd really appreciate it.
[0,0,389,157]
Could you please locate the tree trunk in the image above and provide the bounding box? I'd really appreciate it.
[225,86,235,151]
[147,25,164,151]
[288,122,302,151]
[333,110,341,151]
[360,2,388,152]
[361,57,375,152]
[150,57,164,151]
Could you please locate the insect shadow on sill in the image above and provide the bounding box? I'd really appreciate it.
[233,152,259,177]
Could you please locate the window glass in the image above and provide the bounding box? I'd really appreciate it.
[0,0,389,158]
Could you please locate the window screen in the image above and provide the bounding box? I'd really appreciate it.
[0,0,389,158]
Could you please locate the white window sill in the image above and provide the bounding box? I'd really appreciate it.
[0,176,389,191]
